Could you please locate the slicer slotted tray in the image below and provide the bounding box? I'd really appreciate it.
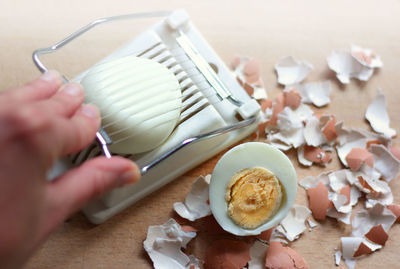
[42,10,261,224]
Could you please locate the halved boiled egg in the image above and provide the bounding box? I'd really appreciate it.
[209,142,297,236]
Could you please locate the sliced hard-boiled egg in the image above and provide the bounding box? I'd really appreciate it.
[209,142,297,236]
[81,56,182,154]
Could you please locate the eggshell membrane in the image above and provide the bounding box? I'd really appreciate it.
[353,242,373,257]
[284,89,302,110]
[204,239,250,269]
[365,225,388,246]
[307,181,330,220]
[265,241,308,269]
[387,204,400,222]
[345,148,374,171]
[209,142,297,236]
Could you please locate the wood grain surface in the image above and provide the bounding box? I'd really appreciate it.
[1,0,400,268]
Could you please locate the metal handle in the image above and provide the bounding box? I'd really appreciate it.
[32,11,172,158]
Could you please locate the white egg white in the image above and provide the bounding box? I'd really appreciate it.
[209,142,297,236]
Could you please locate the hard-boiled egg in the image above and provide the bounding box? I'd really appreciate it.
[209,142,297,236]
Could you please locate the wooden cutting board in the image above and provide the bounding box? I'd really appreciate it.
[1,0,400,268]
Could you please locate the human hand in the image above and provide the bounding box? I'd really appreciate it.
[0,71,140,269]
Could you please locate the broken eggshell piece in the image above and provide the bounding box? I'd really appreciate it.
[209,142,297,236]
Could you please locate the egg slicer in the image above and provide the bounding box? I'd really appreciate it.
[33,10,261,224]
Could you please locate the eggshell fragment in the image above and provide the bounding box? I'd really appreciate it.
[351,45,383,68]
[275,205,311,241]
[275,56,313,86]
[321,115,337,142]
[265,241,308,269]
[143,219,198,269]
[345,148,374,171]
[248,240,268,269]
[365,89,396,139]
[303,116,327,147]
[307,181,331,220]
[204,239,250,269]
[369,144,400,182]
[233,56,267,100]
[340,185,351,205]
[295,80,331,107]
[173,175,211,221]
[327,50,374,84]
[352,204,396,239]
[244,58,261,84]
[353,242,372,257]
[365,224,388,246]
[283,88,302,110]
[303,145,332,164]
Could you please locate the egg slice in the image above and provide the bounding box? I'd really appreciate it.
[209,142,297,236]
[81,56,182,154]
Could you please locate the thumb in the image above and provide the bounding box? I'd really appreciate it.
[43,156,140,231]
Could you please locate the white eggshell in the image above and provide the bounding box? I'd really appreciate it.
[209,142,297,236]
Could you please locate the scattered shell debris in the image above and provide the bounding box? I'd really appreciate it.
[144,47,400,269]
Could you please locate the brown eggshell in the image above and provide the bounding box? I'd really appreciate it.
[353,242,373,257]
[268,93,285,126]
[390,146,400,160]
[260,99,273,112]
[353,51,372,65]
[366,140,381,148]
[284,88,302,110]
[244,83,255,96]
[340,185,351,205]
[202,215,229,235]
[346,148,374,171]
[244,58,260,76]
[265,241,308,269]
[204,239,251,269]
[365,225,389,246]
[256,226,276,242]
[387,204,400,222]
[358,176,375,192]
[181,225,199,233]
[258,121,268,137]
[303,145,332,164]
[307,181,330,220]
[321,115,338,142]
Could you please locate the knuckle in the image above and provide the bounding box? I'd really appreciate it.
[89,170,109,199]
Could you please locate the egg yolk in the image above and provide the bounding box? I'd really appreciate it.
[225,167,282,229]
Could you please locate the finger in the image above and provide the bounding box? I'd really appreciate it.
[40,83,85,118]
[1,70,63,105]
[46,103,101,156]
[44,156,140,227]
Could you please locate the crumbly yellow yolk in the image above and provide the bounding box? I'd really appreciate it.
[225,167,282,229]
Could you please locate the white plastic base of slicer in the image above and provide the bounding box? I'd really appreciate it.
[49,10,260,224]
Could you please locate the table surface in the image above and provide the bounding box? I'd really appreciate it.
[2,0,400,268]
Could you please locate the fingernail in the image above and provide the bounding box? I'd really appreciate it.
[81,104,99,119]
[62,83,82,96]
[118,166,140,187]
[40,70,60,82]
